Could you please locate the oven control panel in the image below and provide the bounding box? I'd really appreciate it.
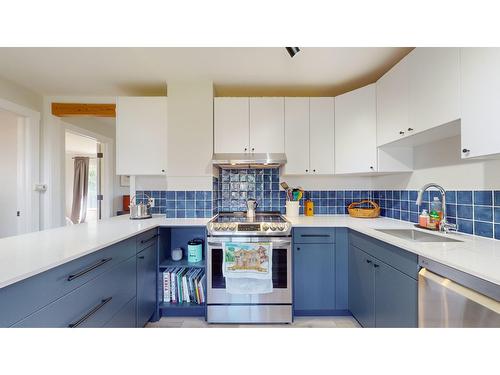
[208,221,290,235]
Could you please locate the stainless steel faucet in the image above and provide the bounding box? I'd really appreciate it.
[416,183,457,233]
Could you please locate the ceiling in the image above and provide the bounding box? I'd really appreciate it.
[0,47,413,97]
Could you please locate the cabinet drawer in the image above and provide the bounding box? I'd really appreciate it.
[13,256,136,328]
[0,237,136,327]
[136,229,158,252]
[293,227,335,243]
[349,231,418,279]
[104,297,137,328]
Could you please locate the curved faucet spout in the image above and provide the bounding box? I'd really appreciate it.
[416,183,446,206]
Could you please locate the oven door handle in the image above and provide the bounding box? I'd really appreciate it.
[208,241,291,247]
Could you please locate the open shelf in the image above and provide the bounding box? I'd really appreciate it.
[160,259,205,269]
[159,301,206,317]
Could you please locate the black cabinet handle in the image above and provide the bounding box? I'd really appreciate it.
[305,169,309,172]
[296,247,300,251]
[140,234,158,244]
[399,130,405,135]
[68,297,112,328]
[374,264,380,268]
[138,255,145,259]
[407,127,414,131]
[366,259,372,264]
[370,166,374,170]
[462,148,470,153]
[67,258,112,281]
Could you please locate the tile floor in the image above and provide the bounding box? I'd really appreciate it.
[146,316,360,328]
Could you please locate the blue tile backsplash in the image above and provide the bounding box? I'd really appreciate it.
[372,189,500,240]
[137,173,500,240]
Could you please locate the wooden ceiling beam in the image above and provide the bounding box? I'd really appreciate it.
[51,103,116,117]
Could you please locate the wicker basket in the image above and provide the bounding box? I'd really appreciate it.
[348,200,380,218]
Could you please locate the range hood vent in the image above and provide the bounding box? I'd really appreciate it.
[212,153,287,169]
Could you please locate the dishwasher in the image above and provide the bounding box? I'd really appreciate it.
[418,257,500,327]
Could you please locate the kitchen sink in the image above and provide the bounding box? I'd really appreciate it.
[375,229,463,243]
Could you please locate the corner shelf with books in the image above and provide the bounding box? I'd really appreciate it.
[157,226,207,318]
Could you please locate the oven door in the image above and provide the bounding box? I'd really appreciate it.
[207,236,292,304]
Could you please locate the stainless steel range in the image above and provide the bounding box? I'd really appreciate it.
[206,211,292,323]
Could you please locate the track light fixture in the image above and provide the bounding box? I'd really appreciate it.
[285,47,300,58]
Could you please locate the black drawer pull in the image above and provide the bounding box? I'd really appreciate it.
[366,259,372,264]
[67,258,112,281]
[68,297,112,328]
[373,264,380,268]
[140,234,158,244]
[299,234,331,238]
[138,255,145,259]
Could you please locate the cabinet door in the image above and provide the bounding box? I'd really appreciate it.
[310,97,335,174]
[136,243,157,327]
[376,56,409,146]
[408,48,460,134]
[249,98,285,153]
[293,243,335,312]
[335,84,377,174]
[374,261,417,328]
[348,246,375,327]
[214,97,249,153]
[460,48,500,159]
[284,97,310,174]
[116,97,167,175]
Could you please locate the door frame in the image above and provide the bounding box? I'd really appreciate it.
[0,97,41,235]
[63,123,114,220]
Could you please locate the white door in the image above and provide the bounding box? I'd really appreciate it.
[408,48,460,134]
[335,84,377,174]
[376,56,410,146]
[116,97,167,175]
[214,97,249,153]
[460,48,500,159]
[284,97,310,175]
[310,97,335,175]
[249,98,285,153]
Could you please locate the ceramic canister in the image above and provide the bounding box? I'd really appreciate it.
[187,239,203,263]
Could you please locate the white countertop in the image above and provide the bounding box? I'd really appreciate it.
[286,215,500,286]
[0,215,210,289]
[1,214,499,289]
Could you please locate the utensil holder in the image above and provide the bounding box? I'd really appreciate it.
[286,201,300,217]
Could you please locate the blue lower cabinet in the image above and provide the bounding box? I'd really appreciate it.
[104,297,137,328]
[374,261,417,328]
[294,243,336,315]
[348,245,375,327]
[335,228,349,311]
[13,256,137,328]
[136,242,157,327]
[348,241,418,328]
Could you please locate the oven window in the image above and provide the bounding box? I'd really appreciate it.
[211,248,287,288]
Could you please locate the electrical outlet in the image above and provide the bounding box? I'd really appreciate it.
[149,198,155,207]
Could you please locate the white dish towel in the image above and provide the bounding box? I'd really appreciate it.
[222,242,273,294]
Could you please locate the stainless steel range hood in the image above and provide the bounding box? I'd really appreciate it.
[212,153,287,168]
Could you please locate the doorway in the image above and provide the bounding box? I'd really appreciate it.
[65,131,102,224]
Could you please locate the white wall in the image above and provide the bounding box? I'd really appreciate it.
[0,76,42,112]
[372,135,500,190]
[0,109,19,237]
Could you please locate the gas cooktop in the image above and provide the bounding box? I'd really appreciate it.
[207,211,291,236]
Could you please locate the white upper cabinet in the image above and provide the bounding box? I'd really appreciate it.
[284,98,310,174]
[460,48,500,159]
[335,84,377,174]
[407,47,460,134]
[214,97,249,153]
[310,97,335,174]
[376,56,409,146]
[249,98,285,153]
[116,96,167,175]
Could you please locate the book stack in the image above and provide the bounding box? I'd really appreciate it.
[162,267,206,305]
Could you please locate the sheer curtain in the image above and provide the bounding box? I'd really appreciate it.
[70,157,90,224]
